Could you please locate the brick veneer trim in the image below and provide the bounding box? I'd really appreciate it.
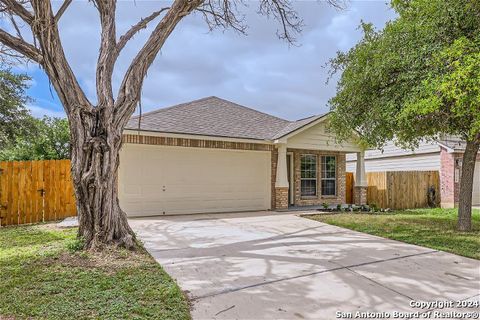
[123,134,273,151]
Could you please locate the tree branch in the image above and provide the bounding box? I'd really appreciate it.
[117,7,170,53]
[30,0,92,113]
[94,0,117,109]
[0,28,42,62]
[195,0,247,34]
[258,0,303,44]
[0,0,33,24]
[54,0,72,22]
[114,0,204,128]
[8,13,24,40]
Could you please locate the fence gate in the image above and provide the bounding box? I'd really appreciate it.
[0,160,77,226]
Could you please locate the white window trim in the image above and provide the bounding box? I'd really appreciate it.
[300,154,318,197]
[321,155,337,197]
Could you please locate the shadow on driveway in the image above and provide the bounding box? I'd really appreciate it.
[129,211,480,320]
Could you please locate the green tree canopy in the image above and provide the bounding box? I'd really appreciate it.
[329,0,480,231]
[0,68,34,149]
[0,116,70,161]
[329,0,480,148]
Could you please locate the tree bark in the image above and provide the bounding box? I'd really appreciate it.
[70,107,135,250]
[457,136,480,232]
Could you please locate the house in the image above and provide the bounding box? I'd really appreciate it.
[118,96,366,216]
[346,139,480,208]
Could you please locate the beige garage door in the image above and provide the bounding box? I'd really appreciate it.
[118,144,271,216]
[473,161,480,206]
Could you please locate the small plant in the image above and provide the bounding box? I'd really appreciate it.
[322,202,329,210]
[66,237,85,253]
[370,203,378,213]
[336,204,342,211]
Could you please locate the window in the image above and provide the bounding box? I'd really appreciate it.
[301,154,317,196]
[321,156,336,196]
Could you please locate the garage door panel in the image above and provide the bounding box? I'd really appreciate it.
[148,199,270,215]
[165,183,267,193]
[119,144,271,216]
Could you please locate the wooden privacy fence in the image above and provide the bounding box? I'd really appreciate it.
[346,171,440,209]
[0,160,77,226]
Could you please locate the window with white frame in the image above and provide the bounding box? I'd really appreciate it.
[321,156,336,196]
[300,154,317,196]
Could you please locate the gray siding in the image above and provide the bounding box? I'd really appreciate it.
[347,152,441,172]
[346,141,441,173]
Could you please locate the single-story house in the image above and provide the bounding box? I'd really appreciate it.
[346,139,480,208]
[118,96,366,216]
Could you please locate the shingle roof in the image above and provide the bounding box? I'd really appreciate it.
[437,136,469,152]
[126,96,327,141]
[271,114,326,139]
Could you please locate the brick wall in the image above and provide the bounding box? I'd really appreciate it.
[440,148,455,207]
[440,147,480,208]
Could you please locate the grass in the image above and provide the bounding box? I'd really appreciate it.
[305,208,480,260]
[0,224,191,320]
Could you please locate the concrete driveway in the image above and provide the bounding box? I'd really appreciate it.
[129,211,480,320]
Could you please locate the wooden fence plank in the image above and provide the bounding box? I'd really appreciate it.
[0,162,7,226]
[25,161,33,224]
[0,160,78,225]
[6,162,14,226]
[11,162,20,225]
[345,172,354,204]
[346,170,440,210]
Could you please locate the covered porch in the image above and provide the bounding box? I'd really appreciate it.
[271,117,367,210]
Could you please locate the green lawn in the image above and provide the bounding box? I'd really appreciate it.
[0,224,191,320]
[305,208,480,259]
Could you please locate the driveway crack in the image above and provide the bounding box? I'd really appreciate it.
[191,250,439,301]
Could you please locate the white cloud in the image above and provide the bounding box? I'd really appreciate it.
[27,104,66,119]
[16,1,396,120]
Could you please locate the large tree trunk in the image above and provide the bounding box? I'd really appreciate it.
[70,109,135,250]
[457,137,480,232]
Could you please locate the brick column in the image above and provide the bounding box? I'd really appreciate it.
[275,187,289,210]
[354,186,367,206]
[354,150,368,205]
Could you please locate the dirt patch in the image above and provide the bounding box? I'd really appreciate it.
[37,246,154,272]
[34,222,68,232]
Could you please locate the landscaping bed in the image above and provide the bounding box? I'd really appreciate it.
[305,208,480,259]
[0,223,191,320]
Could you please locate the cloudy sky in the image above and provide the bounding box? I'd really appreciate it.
[16,0,396,121]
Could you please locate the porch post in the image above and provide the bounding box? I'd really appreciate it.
[275,143,289,210]
[354,150,368,206]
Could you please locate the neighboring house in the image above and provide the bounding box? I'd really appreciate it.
[346,139,480,208]
[118,96,365,216]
